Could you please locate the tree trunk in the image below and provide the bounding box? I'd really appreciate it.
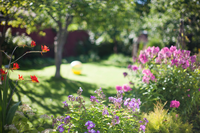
[54,29,68,78]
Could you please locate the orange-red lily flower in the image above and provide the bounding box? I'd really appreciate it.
[13,63,20,70]
[31,41,36,47]
[30,75,39,83]
[1,76,4,81]
[18,74,24,80]
[0,69,7,76]
[41,45,49,52]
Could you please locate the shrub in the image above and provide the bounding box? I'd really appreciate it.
[51,87,147,133]
[124,46,200,130]
[143,101,193,133]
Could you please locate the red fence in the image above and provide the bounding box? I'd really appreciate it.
[0,26,89,57]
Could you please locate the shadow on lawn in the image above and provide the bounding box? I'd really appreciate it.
[14,77,116,116]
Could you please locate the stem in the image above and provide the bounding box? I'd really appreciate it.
[6,80,18,109]
[11,51,45,64]
[0,50,12,59]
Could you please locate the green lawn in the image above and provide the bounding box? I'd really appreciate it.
[10,63,129,117]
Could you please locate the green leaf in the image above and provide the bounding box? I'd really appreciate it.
[6,101,21,125]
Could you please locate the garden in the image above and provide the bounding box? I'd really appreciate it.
[1,0,200,133]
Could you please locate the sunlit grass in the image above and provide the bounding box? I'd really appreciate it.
[10,63,130,117]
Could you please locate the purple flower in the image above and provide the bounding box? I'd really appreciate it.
[127,64,132,69]
[170,100,180,108]
[124,98,130,106]
[132,65,138,71]
[123,72,128,77]
[139,121,143,123]
[57,124,64,133]
[112,115,120,125]
[68,95,75,101]
[64,116,70,124]
[79,87,83,91]
[140,125,146,132]
[144,118,149,123]
[102,107,109,116]
[108,97,114,102]
[62,101,68,108]
[85,121,95,130]
[97,130,100,133]
[199,88,200,91]
[90,96,99,103]
[89,129,96,133]
[188,94,190,97]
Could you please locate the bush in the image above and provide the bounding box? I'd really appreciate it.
[102,54,132,67]
[51,87,146,133]
[143,101,193,133]
[124,46,200,130]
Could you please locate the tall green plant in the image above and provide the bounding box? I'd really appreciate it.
[0,41,49,132]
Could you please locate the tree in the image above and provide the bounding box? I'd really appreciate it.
[0,0,31,69]
[143,0,200,51]
[82,1,138,53]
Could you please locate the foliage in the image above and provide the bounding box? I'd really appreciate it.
[0,41,49,132]
[143,101,193,133]
[124,46,200,130]
[4,104,52,133]
[52,87,147,133]
[143,0,200,51]
[103,54,132,67]
[146,38,164,49]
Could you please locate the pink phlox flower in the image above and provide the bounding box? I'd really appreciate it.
[139,51,148,64]
[122,84,132,92]
[171,59,178,66]
[170,46,177,53]
[115,85,123,91]
[170,100,180,108]
[142,75,150,84]
[142,69,151,75]
[190,55,196,64]
[151,46,160,57]
[155,57,161,64]
[182,60,190,69]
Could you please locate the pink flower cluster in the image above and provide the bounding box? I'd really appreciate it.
[142,69,156,84]
[170,100,180,108]
[139,46,160,64]
[138,46,196,69]
[115,84,132,92]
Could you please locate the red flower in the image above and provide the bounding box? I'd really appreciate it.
[41,45,50,52]
[1,76,4,81]
[18,74,24,80]
[0,69,7,75]
[30,75,39,83]
[31,41,36,47]
[13,63,20,70]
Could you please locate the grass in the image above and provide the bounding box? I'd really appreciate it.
[9,63,130,117]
